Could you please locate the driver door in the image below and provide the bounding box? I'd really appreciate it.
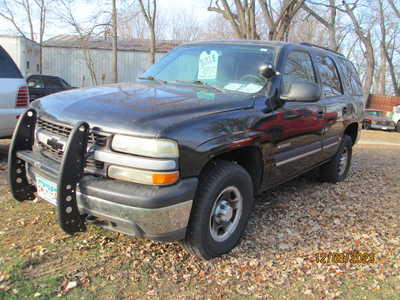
[267,49,324,185]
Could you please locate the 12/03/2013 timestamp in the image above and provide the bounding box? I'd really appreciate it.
[315,252,376,264]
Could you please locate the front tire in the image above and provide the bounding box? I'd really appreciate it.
[181,160,254,260]
[319,135,353,183]
[396,121,400,133]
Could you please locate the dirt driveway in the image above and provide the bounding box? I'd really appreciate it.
[0,131,399,299]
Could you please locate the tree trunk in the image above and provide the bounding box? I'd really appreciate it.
[150,27,156,65]
[111,0,118,83]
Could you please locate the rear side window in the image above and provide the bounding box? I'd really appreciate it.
[337,58,363,96]
[0,46,23,78]
[282,51,316,94]
[46,79,63,89]
[315,55,342,97]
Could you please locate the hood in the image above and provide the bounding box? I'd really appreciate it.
[31,82,255,137]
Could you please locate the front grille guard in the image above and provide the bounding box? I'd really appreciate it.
[9,108,89,234]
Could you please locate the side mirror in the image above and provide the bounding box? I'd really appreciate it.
[281,80,321,102]
[259,64,278,79]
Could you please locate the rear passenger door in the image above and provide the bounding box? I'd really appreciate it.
[313,54,347,160]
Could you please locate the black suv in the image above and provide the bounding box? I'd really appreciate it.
[8,41,364,259]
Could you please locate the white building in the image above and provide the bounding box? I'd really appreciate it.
[0,35,41,77]
[42,35,177,88]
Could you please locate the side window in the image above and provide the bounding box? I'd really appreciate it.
[346,60,363,96]
[46,79,63,89]
[0,47,23,78]
[282,51,316,94]
[315,55,342,97]
[28,78,45,88]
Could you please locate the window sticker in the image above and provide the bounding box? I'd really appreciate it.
[224,82,263,93]
[198,50,220,80]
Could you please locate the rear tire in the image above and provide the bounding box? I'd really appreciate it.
[319,135,353,183]
[181,160,254,260]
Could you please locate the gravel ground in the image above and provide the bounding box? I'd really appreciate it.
[0,132,399,299]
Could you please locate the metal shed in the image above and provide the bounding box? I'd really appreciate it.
[43,35,178,88]
[0,35,41,77]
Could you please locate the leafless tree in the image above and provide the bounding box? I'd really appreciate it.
[259,0,305,41]
[207,0,258,39]
[138,0,157,65]
[387,0,400,18]
[338,1,375,95]
[0,0,50,73]
[168,11,201,41]
[302,0,339,50]
[378,0,399,96]
[56,0,112,85]
[111,0,118,83]
[207,0,305,41]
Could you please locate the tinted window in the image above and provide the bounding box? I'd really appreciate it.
[46,78,63,89]
[0,47,23,78]
[337,58,363,96]
[28,78,45,88]
[282,51,316,94]
[315,55,342,97]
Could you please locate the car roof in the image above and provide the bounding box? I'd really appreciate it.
[27,74,60,80]
[183,40,345,59]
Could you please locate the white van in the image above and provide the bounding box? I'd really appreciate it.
[0,46,29,138]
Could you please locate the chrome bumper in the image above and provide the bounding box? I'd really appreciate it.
[370,124,395,130]
[77,194,192,240]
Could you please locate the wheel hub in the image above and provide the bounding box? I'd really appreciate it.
[209,186,243,242]
[214,200,234,223]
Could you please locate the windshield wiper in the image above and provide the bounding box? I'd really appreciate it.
[138,76,167,84]
[174,80,224,92]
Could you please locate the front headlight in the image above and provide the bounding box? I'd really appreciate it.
[112,135,179,158]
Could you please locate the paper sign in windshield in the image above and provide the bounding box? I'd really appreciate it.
[198,50,219,80]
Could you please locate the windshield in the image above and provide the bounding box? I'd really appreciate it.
[366,110,385,118]
[143,44,277,94]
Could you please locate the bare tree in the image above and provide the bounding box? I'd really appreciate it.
[378,0,399,96]
[258,0,305,41]
[339,0,375,95]
[0,0,50,73]
[168,11,201,41]
[387,0,400,18]
[111,0,118,83]
[207,0,305,41]
[302,0,339,50]
[138,0,157,65]
[56,0,111,86]
[207,0,257,39]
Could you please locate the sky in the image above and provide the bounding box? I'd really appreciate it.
[0,0,210,39]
